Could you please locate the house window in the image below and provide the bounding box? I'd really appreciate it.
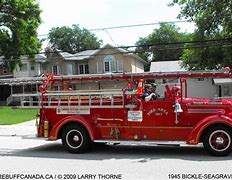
[223,85,230,96]
[79,64,89,74]
[162,79,167,84]
[164,78,178,84]
[52,65,62,74]
[3,67,7,74]
[105,61,110,72]
[20,64,27,71]
[67,84,76,90]
[197,78,205,82]
[54,84,61,91]
[85,64,89,74]
[30,64,35,70]
[104,55,116,72]
[67,64,73,75]
[97,62,103,73]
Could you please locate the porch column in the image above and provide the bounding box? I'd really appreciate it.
[10,84,13,95]
[36,84,38,93]
[31,83,33,93]
[22,84,25,94]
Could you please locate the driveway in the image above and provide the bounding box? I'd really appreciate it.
[0,121,232,180]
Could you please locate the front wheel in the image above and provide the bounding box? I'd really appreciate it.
[62,125,90,153]
[203,126,232,156]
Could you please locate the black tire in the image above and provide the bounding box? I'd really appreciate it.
[62,124,90,153]
[203,126,232,156]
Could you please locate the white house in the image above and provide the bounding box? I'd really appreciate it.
[150,60,232,98]
[13,54,47,78]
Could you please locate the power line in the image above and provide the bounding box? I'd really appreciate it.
[37,20,189,37]
[1,38,232,62]
[0,38,232,63]
[89,20,189,31]
[2,37,231,57]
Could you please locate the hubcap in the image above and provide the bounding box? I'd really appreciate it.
[215,137,224,144]
[209,130,231,152]
[73,135,80,142]
[66,130,83,149]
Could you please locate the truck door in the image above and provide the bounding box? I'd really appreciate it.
[126,84,189,141]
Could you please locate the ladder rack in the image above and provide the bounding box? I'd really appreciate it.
[14,90,125,111]
[50,70,232,81]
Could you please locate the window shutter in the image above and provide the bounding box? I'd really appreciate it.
[58,65,62,74]
[111,60,116,72]
[117,60,123,72]
[97,62,103,73]
[67,64,73,75]
[52,65,57,74]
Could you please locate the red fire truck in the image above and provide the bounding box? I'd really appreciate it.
[36,70,232,156]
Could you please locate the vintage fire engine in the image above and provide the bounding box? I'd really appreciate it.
[35,70,232,156]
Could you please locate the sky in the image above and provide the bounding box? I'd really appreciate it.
[36,0,196,49]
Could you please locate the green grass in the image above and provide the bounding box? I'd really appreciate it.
[0,106,38,125]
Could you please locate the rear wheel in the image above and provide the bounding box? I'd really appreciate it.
[62,125,90,153]
[203,126,232,156]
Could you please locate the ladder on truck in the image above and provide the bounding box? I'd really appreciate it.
[17,90,125,111]
[50,69,232,81]
[9,69,232,108]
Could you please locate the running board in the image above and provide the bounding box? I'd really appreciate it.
[21,135,48,140]
[94,140,193,146]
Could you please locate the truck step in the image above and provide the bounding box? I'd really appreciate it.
[94,140,193,147]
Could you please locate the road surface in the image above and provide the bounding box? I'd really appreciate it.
[0,121,232,180]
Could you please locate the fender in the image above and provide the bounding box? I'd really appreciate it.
[187,115,232,144]
[48,115,95,141]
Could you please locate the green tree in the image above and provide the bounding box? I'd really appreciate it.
[48,25,102,54]
[171,0,232,69]
[135,23,190,71]
[0,0,42,69]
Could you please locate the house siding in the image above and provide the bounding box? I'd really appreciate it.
[187,78,218,98]
[14,61,42,78]
[88,48,133,74]
[63,61,76,75]
[131,58,144,73]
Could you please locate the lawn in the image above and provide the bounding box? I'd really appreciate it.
[0,106,38,125]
